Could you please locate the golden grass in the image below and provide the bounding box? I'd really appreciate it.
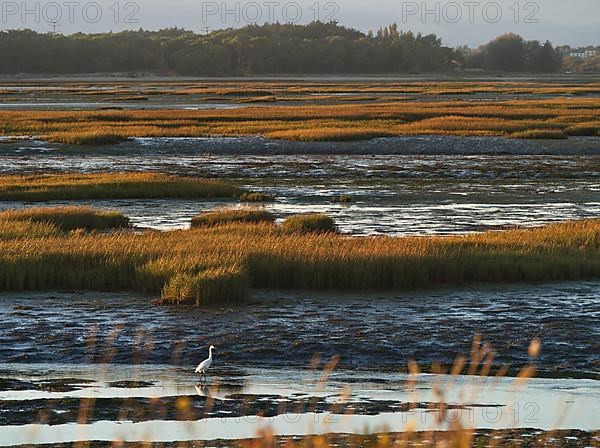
[236,95,277,103]
[1,95,599,142]
[47,131,130,145]
[266,128,396,141]
[191,207,276,228]
[0,217,60,240]
[0,213,597,305]
[0,173,242,201]
[160,266,250,305]
[0,206,129,231]
[402,115,562,133]
[281,213,338,234]
[508,129,568,139]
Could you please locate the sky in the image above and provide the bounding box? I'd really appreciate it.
[1,0,599,47]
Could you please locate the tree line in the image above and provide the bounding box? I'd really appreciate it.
[0,22,575,75]
[460,33,563,72]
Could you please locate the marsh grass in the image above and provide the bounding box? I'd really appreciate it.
[0,206,130,231]
[0,218,60,240]
[0,214,597,305]
[281,213,338,234]
[2,95,599,142]
[237,95,277,103]
[7,80,600,100]
[565,123,600,136]
[191,207,276,228]
[509,129,568,140]
[159,266,250,306]
[0,173,241,201]
[48,131,131,145]
[240,192,276,202]
[402,115,562,134]
[266,128,395,141]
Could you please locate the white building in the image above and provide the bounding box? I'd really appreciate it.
[569,48,599,58]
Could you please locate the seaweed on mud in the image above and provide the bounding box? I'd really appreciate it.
[0,392,505,426]
[0,378,37,391]
[2,429,595,448]
[108,380,155,388]
[0,377,92,393]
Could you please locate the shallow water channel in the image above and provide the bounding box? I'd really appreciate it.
[0,365,598,445]
[0,136,598,235]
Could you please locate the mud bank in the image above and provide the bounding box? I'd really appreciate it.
[2,135,600,155]
[4,430,596,448]
[0,282,598,377]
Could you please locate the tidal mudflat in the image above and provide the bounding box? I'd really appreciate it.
[1,283,598,373]
[0,282,599,445]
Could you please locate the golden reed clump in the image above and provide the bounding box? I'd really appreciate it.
[0,210,597,305]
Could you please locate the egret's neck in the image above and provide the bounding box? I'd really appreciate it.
[208,348,213,358]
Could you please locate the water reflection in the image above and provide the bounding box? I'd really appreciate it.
[0,368,598,445]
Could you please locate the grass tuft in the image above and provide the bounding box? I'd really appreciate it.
[191,207,276,228]
[0,206,130,231]
[331,194,354,204]
[508,129,568,139]
[0,218,60,240]
[240,192,276,202]
[281,213,338,234]
[159,267,250,306]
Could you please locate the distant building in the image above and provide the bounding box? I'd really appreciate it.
[567,47,599,58]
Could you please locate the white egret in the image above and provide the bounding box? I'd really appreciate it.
[195,345,215,382]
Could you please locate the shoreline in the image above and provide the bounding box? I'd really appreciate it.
[3,73,600,82]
